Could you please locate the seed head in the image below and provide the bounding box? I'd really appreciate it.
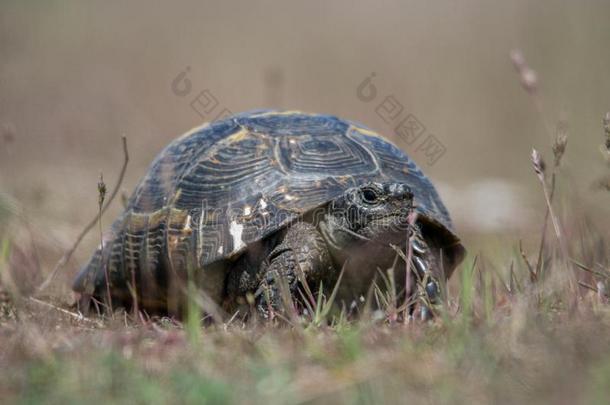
[552,123,568,167]
[531,149,546,180]
[98,173,107,207]
[510,49,538,95]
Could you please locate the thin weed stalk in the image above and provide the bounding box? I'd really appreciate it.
[403,212,418,324]
[531,149,576,306]
[38,136,129,293]
[185,259,202,344]
[97,173,113,315]
[0,237,19,307]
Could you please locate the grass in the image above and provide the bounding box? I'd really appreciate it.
[2,267,610,404]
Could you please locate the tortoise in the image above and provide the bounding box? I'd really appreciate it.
[73,110,465,318]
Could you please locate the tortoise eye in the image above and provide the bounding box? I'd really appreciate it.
[361,187,380,204]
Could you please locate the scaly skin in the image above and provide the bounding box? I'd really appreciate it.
[254,222,334,316]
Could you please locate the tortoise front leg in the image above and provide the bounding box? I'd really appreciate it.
[255,221,334,318]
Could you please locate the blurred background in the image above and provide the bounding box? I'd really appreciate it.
[1,0,609,288]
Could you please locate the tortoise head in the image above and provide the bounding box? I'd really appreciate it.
[319,181,414,254]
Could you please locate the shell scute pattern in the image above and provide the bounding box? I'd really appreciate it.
[129,119,241,213]
[75,111,458,295]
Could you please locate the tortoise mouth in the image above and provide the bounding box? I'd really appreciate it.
[331,213,412,248]
[365,212,411,232]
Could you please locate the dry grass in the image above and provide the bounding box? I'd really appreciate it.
[2,246,610,404]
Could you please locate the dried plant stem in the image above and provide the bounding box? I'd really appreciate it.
[571,259,609,280]
[535,167,578,308]
[27,297,104,327]
[98,177,113,314]
[531,148,578,311]
[534,172,555,276]
[130,266,139,320]
[403,212,417,324]
[578,281,597,293]
[519,240,536,282]
[531,126,568,273]
[537,173,568,260]
[577,281,608,303]
[37,136,129,293]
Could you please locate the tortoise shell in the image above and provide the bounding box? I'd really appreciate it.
[74,110,463,295]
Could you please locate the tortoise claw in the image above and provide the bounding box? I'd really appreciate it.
[420,305,433,321]
[411,237,428,255]
[425,279,440,305]
[420,279,441,321]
